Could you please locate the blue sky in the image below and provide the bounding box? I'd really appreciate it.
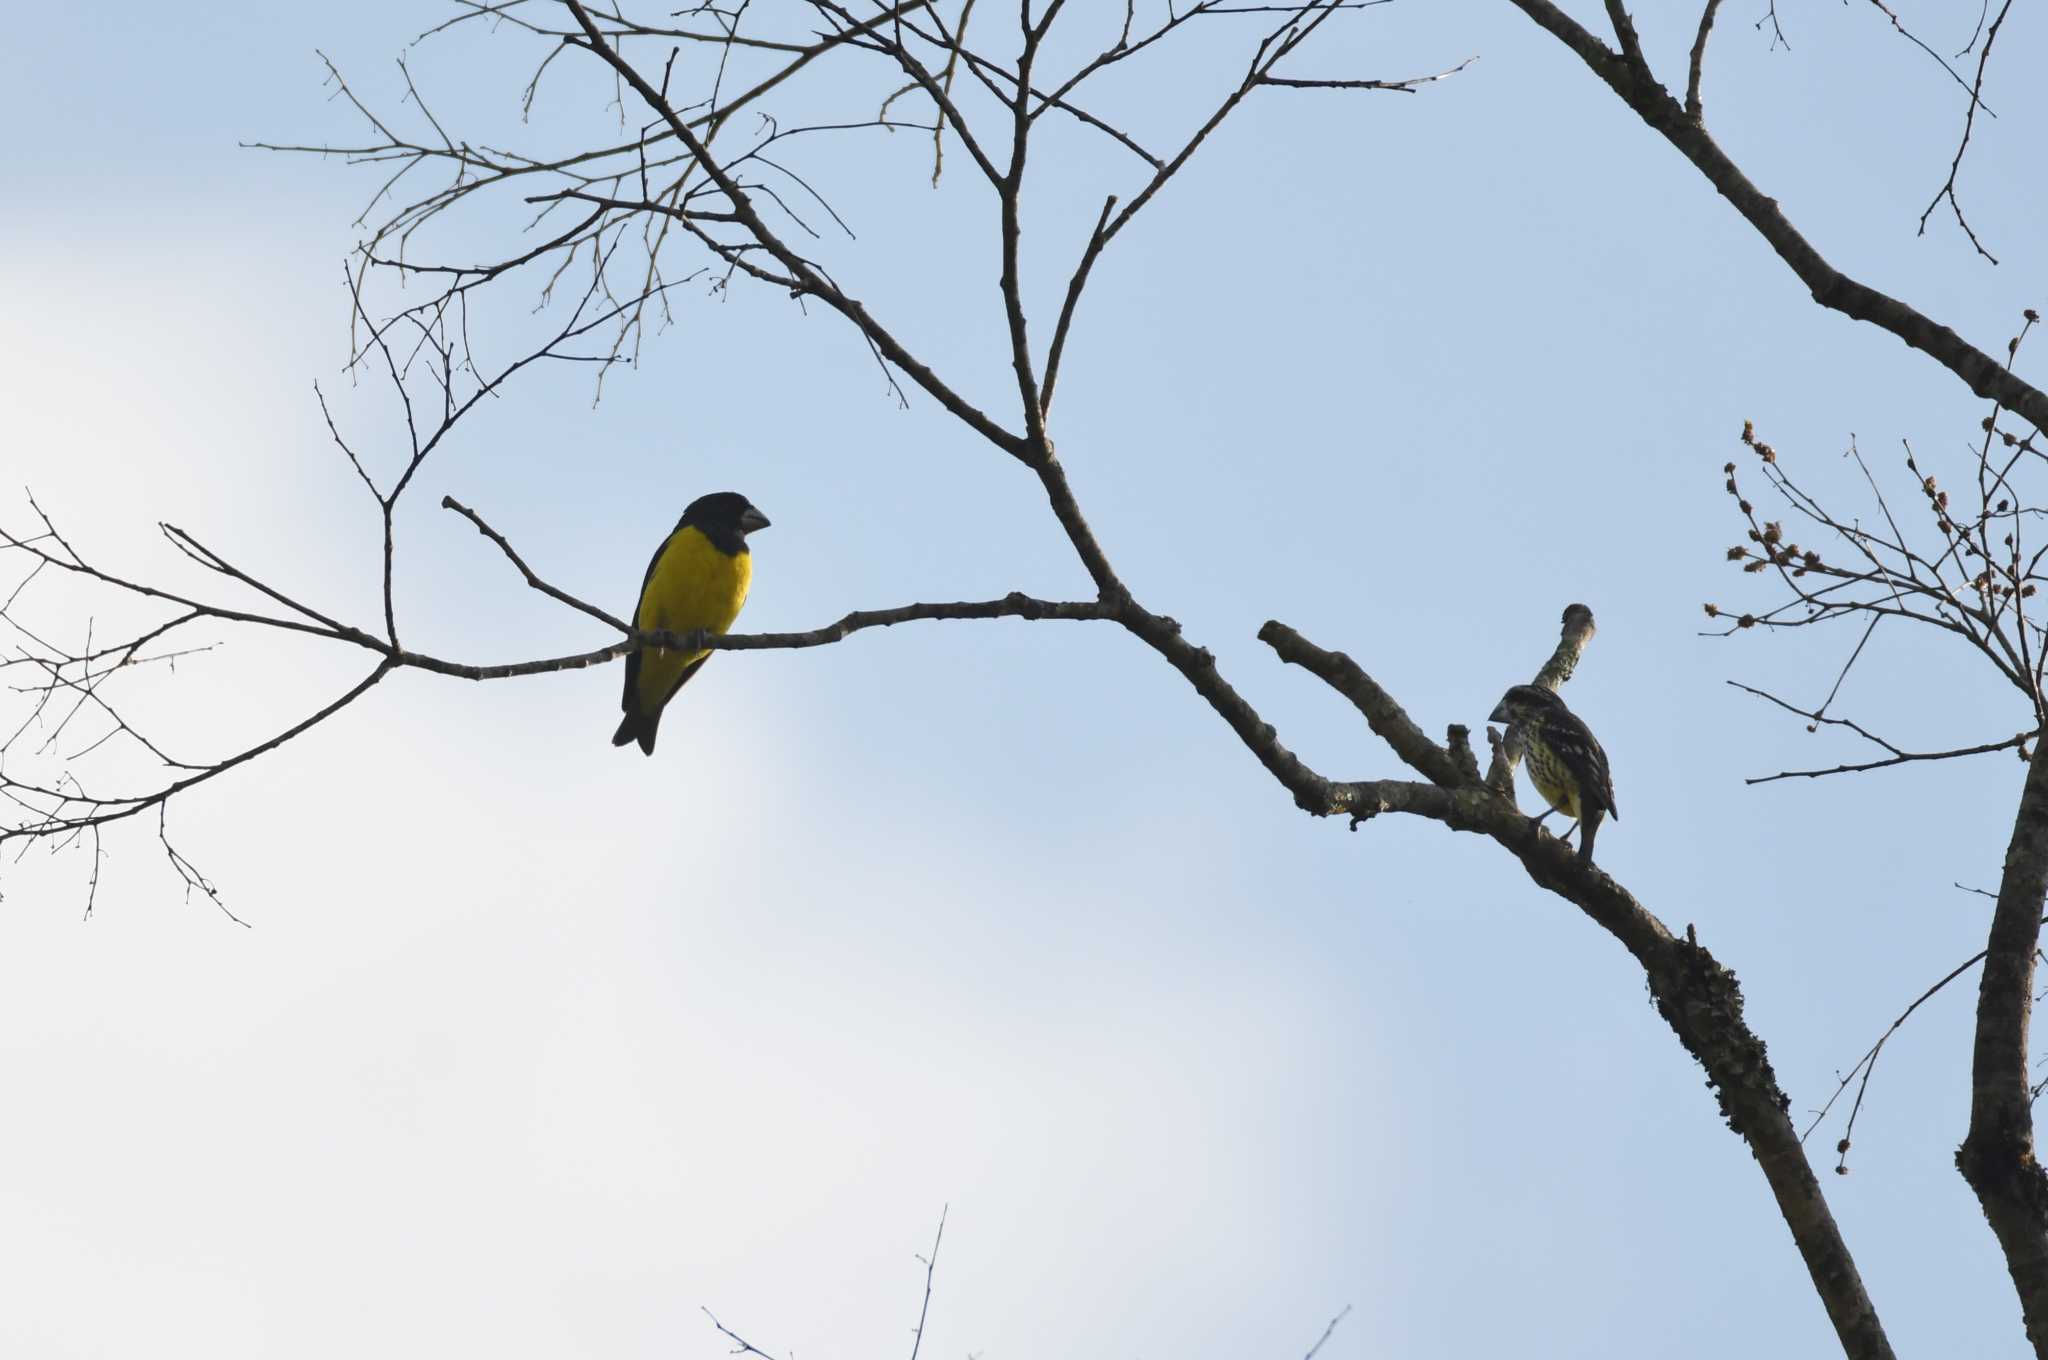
[3,3,2045,1356]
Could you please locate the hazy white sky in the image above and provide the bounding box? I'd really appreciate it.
[3,3,2046,1356]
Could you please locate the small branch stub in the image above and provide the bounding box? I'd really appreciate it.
[1535,603,1597,691]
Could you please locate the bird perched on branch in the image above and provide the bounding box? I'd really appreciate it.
[612,491,770,756]
[1489,683,1619,864]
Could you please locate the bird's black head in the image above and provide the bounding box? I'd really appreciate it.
[1489,683,1562,725]
[680,491,771,552]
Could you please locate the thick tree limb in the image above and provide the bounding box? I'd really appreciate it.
[1257,620,1466,788]
[1507,821,1895,1360]
[1960,738,2048,1356]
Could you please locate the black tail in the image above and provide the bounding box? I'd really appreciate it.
[611,709,659,756]
[1576,809,1602,865]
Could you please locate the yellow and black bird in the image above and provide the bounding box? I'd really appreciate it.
[1489,683,1619,864]
[611,491,771,756]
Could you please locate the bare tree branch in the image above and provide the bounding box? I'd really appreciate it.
[906,1205,946,1360]
[559,0,1034,461]
[1802,922,2048,1175]
[1917,0,2015,263]
[1302,1303,1353,1360]
[1685,0,1723,120]
[1256,54,1476,91]
[1505,0,2048,435]
[1726,680,2031,783]
[441,495,634,633]
[1258,620,1468,789]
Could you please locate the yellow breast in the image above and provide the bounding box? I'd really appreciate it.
[633,525,752,707]
[1524,741,1582,819]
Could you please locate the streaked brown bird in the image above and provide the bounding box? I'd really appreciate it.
[1489,683,1619,864]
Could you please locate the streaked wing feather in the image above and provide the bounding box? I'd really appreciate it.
[1543,708,1618,819]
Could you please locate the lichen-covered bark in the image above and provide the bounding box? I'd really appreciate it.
[1533,603,1596,690]
[1518,844,1895,1360]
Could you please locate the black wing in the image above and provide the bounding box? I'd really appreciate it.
[620,528,677,713]
[1536,701,1619,820]
[1583,733,1618,819]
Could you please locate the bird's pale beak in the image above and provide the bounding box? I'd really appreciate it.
[739,506,771,534]
[1488,701,1509,723]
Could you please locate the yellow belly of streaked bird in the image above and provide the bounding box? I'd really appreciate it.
[635,526,752,709]
[1524,741,1582,819]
